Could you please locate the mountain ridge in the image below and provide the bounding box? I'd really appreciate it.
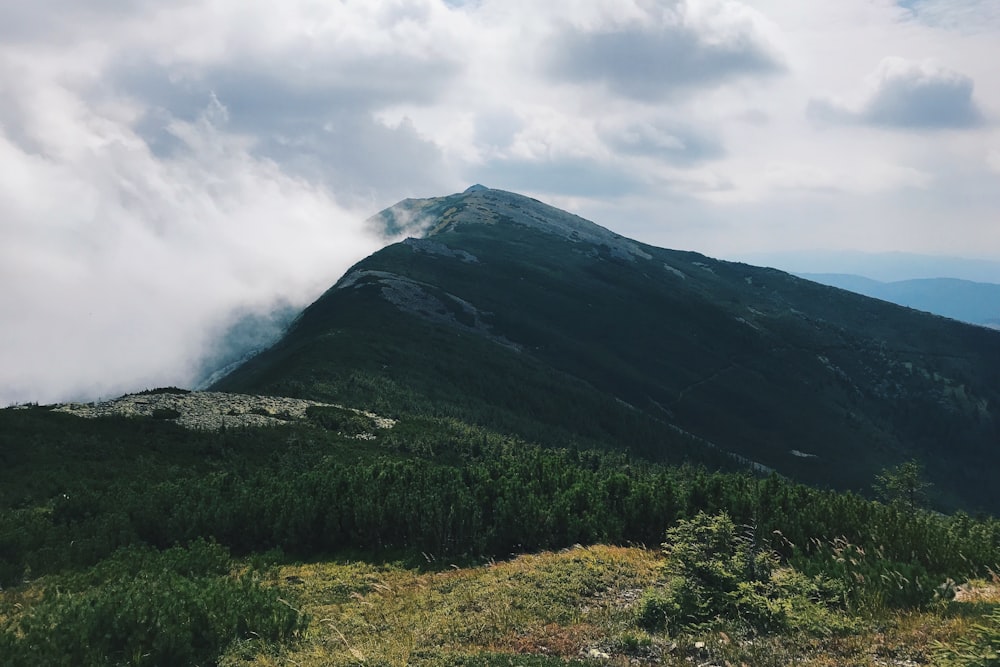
[214,187,1000,512]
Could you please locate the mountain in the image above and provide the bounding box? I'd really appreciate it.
[213,187,1000,512]
[737,249,1000,284]
[799,273,1000,329]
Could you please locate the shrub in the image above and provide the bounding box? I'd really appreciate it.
[137,387,191,396]
[60,538,233,590]
[2,571,305,667]
[306,405,376,435]
[638,512,852,635]
[794,538,938,613]
[636,587,679,631]
[653,512,783,632]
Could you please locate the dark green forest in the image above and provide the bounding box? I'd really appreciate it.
[2,404,999,665]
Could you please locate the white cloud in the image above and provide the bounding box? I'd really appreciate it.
[987,148,1000,175]
[809,57,983,129]
[546,0,784,101]
[598,118,725,164]
[0,74,379,405]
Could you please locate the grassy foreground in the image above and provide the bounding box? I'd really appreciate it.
[3,406,999,665]
[213,545,998,667]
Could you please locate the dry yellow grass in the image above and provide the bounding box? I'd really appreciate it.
[955,576,1000,604]
[0,583,44,633]
[225,545,659,666]
[215,547,1000,667]
[2,544,984,667]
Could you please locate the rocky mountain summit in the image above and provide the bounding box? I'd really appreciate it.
[371,186,651,261]
[52,390,396,433]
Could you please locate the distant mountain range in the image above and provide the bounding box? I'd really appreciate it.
[798,274,1000,329]
[739,249,1000,284]
[214,186,1000,512]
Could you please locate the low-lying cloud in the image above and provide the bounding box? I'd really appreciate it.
[0,93,381,406]
[599,119,725,165]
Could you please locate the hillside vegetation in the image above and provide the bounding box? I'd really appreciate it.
[2,402,999,665]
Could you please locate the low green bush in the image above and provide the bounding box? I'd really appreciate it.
[58,538,232,591]
[636,587,678,631]
[794,538,938,613]
[637,512,853,635]
[638,512,785,632]
[305,405,375,435]
[0,542,306,667]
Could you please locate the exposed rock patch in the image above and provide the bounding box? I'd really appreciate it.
[663,263,687,280]
[337,269,520,350]
[403,237,479,263]
[374,187,653,262]
[52,390,396,432]
[457,189,653,262]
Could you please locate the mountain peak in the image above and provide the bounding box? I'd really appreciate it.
[369,186,653,262]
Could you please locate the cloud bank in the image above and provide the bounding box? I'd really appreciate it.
[810,58,983,129]
[547,2,783,100]
[0,93,381,405]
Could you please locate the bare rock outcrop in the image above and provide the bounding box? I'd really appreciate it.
[52,390,396,432]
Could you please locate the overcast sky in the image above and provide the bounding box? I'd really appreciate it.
[3,0,999,405]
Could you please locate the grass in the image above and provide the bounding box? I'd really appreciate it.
[223,545,657,666]
[211,546,1000,667]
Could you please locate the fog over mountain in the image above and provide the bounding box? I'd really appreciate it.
[0,105,382,406]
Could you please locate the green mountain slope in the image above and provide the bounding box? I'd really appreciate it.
[214,187,1000,512]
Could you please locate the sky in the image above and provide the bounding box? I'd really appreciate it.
[3,0,1000,405]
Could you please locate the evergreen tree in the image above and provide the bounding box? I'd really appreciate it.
[875,459,932,512]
